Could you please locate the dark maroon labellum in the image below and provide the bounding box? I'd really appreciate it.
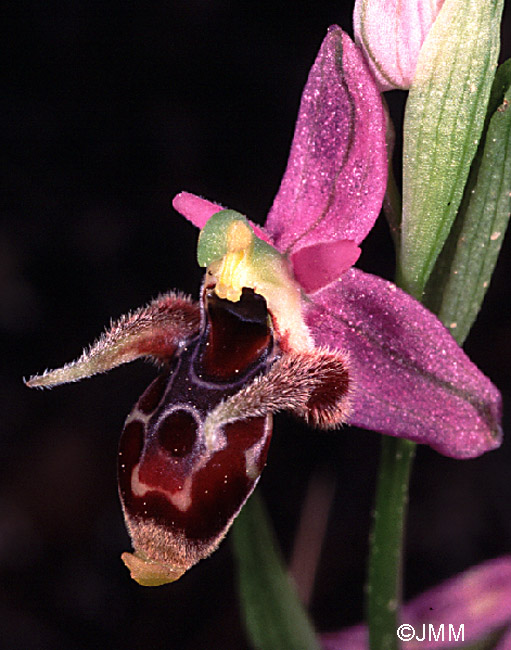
[118,288,276,584]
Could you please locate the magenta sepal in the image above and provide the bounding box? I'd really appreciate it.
[264,26,387,254]
[306,268,502,459]
[322,556,511,649]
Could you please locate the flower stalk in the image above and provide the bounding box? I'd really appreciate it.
[367,437,416,650]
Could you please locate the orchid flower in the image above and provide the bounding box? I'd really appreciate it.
[322,556,511,649]
[353,0,445,91]
[26,26,502,587]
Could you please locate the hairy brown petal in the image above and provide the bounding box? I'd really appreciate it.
[25,292,200,388]
[204,346,352,446]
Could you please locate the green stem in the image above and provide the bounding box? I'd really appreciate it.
[367,436,416,650]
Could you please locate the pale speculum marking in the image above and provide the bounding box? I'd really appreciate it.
[128,405,270,513]
[117,288,279,565]
[129,405,204,512]
[131,462,194,512]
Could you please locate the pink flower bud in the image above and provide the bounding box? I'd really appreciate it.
[354,0,445,90]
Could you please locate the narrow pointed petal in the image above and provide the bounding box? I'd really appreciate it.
[353,0,445,91]
[205,347,351,438]
[26,293,200,388]
[305,268,502,459]
[172,192,225,229]
[172,191,272,243]
[265,26,387,254]
[291,240,361,294]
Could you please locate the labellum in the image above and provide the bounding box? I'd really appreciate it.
[119,287,276,585]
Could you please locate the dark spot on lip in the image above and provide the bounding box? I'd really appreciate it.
[120,414,272,542]
[157,410,198,457]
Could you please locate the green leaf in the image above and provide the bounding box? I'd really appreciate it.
[398,0,504,299]
[425,61,511,344]
[231,492,320,650]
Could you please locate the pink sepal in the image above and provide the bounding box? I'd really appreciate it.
[265,26,387,254]
[306,268,502,459]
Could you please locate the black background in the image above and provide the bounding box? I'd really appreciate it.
[2,2,511,649]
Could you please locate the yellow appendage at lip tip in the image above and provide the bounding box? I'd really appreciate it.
[121,551,185,586]
[214,220,254,302]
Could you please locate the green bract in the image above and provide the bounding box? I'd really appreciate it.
[399,0,504,299]
[425,61,511,344]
